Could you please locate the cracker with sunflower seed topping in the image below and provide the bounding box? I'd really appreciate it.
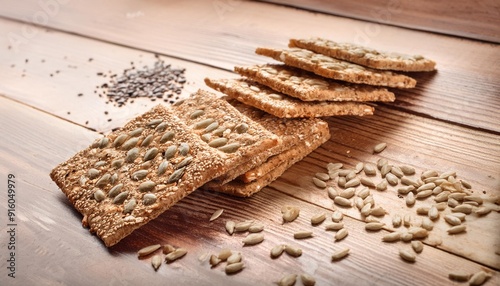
[205,77,374,118]
[211,98,330,184]
[255,47,416,88]
[289,38,436,72]
[234,64,395,102]
[50,104,233,247]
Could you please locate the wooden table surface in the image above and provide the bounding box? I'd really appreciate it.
[0,1,499,285]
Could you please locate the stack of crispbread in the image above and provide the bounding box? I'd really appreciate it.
[50,38,436,246]
[205,37,436,118]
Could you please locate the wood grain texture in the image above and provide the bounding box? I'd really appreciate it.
[0,1,499,132]
[261,0,500,43]
[0,97,498,285]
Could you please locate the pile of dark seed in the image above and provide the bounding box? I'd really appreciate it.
[99,58,186,107]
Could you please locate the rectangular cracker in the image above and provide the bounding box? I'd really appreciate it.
[212,98,329,184]
[234,64,395,102]
[203,121,330,197]
[170,89,279,167]
[50,104,231,247]
[289,38,436,72]
[205,77,375,118]
[255,47,416,88]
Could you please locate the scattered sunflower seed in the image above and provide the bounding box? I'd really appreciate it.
[382,232,401,242]
[294,231,313,239]
[108,184,123,198]
[209,209,224,222]
[405,192,416,206]
[400,165,415,176]
[315,172,330,181]
[324,222,344,231]
[121,137,139,151]
[235,221,253,232]
[138,181,156,192]
[151,254,162,271]
[363,163,377,176]
[331,248,350,261]
[113,191,128,204]
[386,173,399,186]
[218,142,241,153]
[411,240,424,253]
[399,248,416,262]
[390,166,404,178]
[447,225,467,235]
[300,273,316,286]
[271,244,286,258]
[284,245,302,257]
[123,198,137,213]
[282,206,300,223]
[365,222,385,231]
[243,233,264,245]
[469,271,491,286]
[143,193,157,205]
[165,248,187,263]
[225,262,244,274]
[392,214,402,228]
[355,162,364,173]
[93,189,105,202]
[167,167,186,183]
[335,228,348,241]
[225,220,235,235]
[334,196,352,207]
[278,274,297,286]
[373,142,387,153]
[311,213,326,225]
[376,180,388,191]
[448,271,471,282]
[226,252,242,264]
[163,244,176,254]
[248,223,264,233]
[345,177,360,188]
[157,160,169,175]
[131,170,148,181]
[137,244,162,257]
[452,204,473,214]
[312,177,327,188]
[327,187,338,199]
[210,254,221,266]
[360,177,376,188]
[159,131,175,143]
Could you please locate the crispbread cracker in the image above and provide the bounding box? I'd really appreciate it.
[289,38,436,72]
[170,89,279,166]
[203,122,330,197]
[205,77,374,118]
[255,47,416,88]
[212,98,329,184]
[234,64,395,102]
[50,104,230,247]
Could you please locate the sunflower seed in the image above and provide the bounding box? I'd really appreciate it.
[159,131,175,143]
[204,122,219,133]
[411,240,424,253]
[143,147,159,161]
[373,142,387,153]
[311,213,326,225]
[452,204,473,214]
[399,249,416,263]
[346,171,357,182]
[337,177,346,188]
[278,274,297,286]
[167,167,186,183]
[360,177,376,188]
[122,137,139,150]
[164,145,177,160]
[234,220,253,232]
[243,233,264,245]
[449,193,466,201]
[88,168,100,179]
[312,177,327,188]
[439,171,457,179]
[176,156,193,169]
[151,254,162,271]
[165,248,187,263]
[227,252,242,264]
[401,232,413,242]
[392,214,402,228]
[214,249,232,261]
[355,162,364,173]
[331,248,350,261]
[447,224,467,234]
[190,109,205,119]
[93,189,105,202]
[376,158,388,170]
[469,271,491,286]
[406,192,415,206]
[428,206,439,220]
[110,173,118,185]
[354,197,364,210]
[327,162,343,171]
[475,206,492,216]
[444,214,462,226]
[365,222,385,231]
[421,170,439,180]
[360,203,372,217]
[334,196,352,207]
[137,244,161,257]
[284,245,302,257]
[409,227,428,239]
[460,179,472,189]
[339,188,355,199]
[434,191,450,202]
[464,195,483,205]
[111,159,124,169]
[154,122,168,133]
[315,172,330,181]
[194,118,215,129]
[325,222,344,231]
[300,273,316,286]
[218,142,240,153]
[416,207,430,215]
[386,173,399,186]
[113,134,128,148]
[282,206,300,223]
[99,137,109,148]
[403,214,412,227]
[137,180,155,192]
[421,217,434,230]
[271,244,286,258]
[225,221,235,235]
[390,166,404,178]
[398,185,415,195]
[178,142,189,156]
[141,193,156,205]
[374,180,387,191]
[209,254,221,266]
[382,232,401,242]
[380,164,392,178]
[401,177,419,188]
[335,228,348,241]
[400,165,415,176]
[212,127,226,136]
[363,195,374,206]
[210,209,224,222]
[249,223,265,233]
[357,187,370,199]
[208,137,228,148]
[125,148,140,163]
[95,173,111,188]
[448,272,471,282]
[370,206,386,217]
[235,123,249,134]
[157,160,169,175]
[225,262,244,274]
[294,231,313,239]
[113,191,128,204]
[327,187,338,199]
[129,128,144,137]
[123,198,137,213]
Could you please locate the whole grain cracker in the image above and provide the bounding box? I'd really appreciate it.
[234,64,395,102]
[205,78,374,118]
[255,47,416,88]
[289,38,436,72]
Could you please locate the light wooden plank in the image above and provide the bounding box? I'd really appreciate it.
[0,1,499,132]
[261,0,500,43]
[0,96,498,285]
